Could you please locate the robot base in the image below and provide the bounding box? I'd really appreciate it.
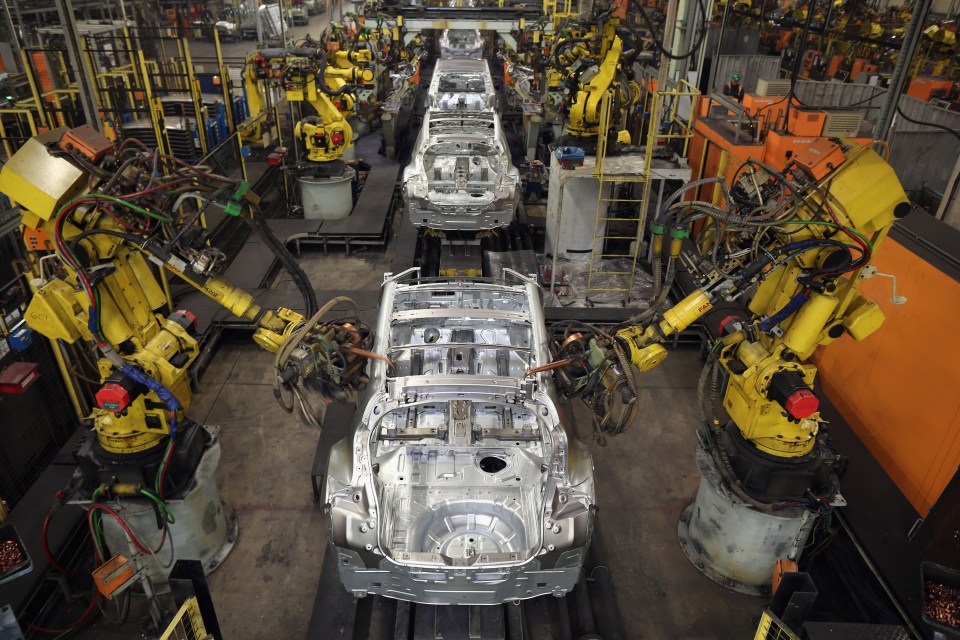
[677,444,816,596]
[299,164,356,220]
[93,438,238,593]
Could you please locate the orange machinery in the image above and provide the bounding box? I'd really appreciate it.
[690,96,871,195]
[850,57,878,80]
[906,76,955,101]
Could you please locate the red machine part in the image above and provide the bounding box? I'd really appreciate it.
[784,388,819,419]
[0,362,40,394]
[96,383,132,412]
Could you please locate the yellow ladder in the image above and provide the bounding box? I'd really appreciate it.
[585,90,654,302]
[585,79,699,302]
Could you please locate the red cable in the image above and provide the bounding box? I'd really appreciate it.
[24,590,99,634]
[119,177,193,199]
[158,440,175,499]
[87,504,156,555]
[119,137,151,153]
[41,508,73,580]
[94,204,141,232]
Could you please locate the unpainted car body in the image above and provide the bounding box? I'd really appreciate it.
[323,272,596,604]
[439,29,485,58]
[403,59,519,231]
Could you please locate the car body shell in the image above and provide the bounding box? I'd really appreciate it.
[323,272,597,604]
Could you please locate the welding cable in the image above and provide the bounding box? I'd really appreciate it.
[139,488,176,525]
[895,104,960,142]
[87,503,162,556]
[23,590,100,635]
[41,503,74,580]
[809,182,872,262]
[757,290,809,334]
[249,203,318,316]
[52,201,105,341]
[155,153,236,184]
[655,177,731,226]
[628,0,708,60]
[155,439,176,498]
[97,589,131,628]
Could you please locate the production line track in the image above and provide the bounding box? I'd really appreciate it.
[307,403,623,640]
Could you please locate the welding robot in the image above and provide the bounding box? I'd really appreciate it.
[247,47,373,217]
[0,125,373,589]
[554,139,910,593]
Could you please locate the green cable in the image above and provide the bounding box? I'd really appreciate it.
[139,488,176,524]
[90,488,106,556]
[57,193,173,223]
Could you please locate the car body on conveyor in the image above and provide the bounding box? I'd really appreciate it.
[402,58,519,231]
[439,28,485,58]
[323,271,596,604]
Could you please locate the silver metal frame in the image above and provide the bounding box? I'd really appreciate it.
[324,277,596,604]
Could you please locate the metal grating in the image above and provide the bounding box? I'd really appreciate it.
[754,610,800,640]
[823,111,864,137]
[757,79,792,97]
[160,596,209,640]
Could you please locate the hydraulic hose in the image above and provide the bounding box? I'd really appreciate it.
[655,177,731,226]
[317,49,354,97]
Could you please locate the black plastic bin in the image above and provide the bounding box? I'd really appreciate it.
[923,561,960,639]
[0,524,31,586]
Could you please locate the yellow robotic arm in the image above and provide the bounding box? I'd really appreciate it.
[283,49,374,163]
[0,126,371,490]
[561,141,910,483]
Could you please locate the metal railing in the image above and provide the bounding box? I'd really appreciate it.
[160,596,209,640]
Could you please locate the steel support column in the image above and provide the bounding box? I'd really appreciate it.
[875,0,933,142]
[54,0,102,131]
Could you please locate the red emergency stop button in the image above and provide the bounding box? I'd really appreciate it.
[97,383,132,412]
[784,389,819,419]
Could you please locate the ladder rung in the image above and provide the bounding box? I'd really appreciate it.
[599,198,643,203]
[594,254,636,258]
[585,288,631,293]
[597,217,640,222]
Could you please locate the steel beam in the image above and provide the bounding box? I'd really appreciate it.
[875,0,933,141]
[54,0,102,131]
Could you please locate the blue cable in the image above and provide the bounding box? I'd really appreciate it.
[758,291,808,334]
[120,364,182,441]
